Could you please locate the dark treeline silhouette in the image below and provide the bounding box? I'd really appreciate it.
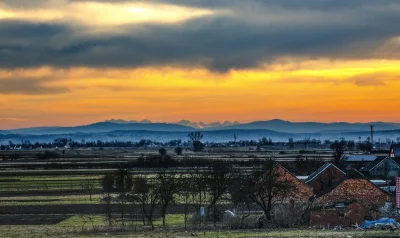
[1,136,363,150]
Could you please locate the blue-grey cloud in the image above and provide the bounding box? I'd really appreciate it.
[0,0,399,71]
[0,76,69,95]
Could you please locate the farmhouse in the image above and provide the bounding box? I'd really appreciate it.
[340,154,377,170]
[304,163,346,197]
[310,170,393,227]
[360,156,400,179]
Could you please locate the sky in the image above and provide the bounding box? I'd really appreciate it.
[1,0,400,129]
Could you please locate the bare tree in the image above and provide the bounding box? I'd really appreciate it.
[115,167,130,225]
[229,168,254,228]
[188,132,203,142]
[330,138,347,166]
[188,132,204,152]
[156,168,180,227]
[205,160,235,227]
[180,180,191,230]
[240,161,296,222]
[186,167,208,227]
[133,177,160,230]
[115,166,129,192]
[80,178,97,201]
[101,189,113,227]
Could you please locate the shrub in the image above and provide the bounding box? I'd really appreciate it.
[174,147,183,155]
[225,216,259,230]
[158,148,167,156]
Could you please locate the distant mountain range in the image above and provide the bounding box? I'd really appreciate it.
[220,119,400,134]
[9,122,194,135]
[1,119,400,144]
[106,119,240,129]
[2,118,400,136]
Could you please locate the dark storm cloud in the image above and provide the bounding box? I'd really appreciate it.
[0,0,400,71]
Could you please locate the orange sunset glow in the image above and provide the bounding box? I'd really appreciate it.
[1,0,400,129]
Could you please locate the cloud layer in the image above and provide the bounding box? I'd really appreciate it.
[1,0,400,71]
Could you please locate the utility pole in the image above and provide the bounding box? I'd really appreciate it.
[370,125,374,149]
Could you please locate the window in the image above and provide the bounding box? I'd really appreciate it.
[335,203,346,208]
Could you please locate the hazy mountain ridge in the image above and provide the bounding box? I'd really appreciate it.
[222,119,400,133]
[4,119,400,136]
[9,122,194,135]
[106,119,240,129]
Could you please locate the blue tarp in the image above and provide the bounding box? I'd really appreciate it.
[359,218,397,229]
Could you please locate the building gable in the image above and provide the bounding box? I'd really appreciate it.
[273,164,314,200]
[365,157,400,178]
[305,163,346,197]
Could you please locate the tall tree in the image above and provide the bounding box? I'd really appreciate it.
[330,138,347,165]
[133,177,160,230]
[186,167,208,227]
[156,168,180,227]
[188,132,205,152]
[205,160,235,226]
[241,161,296,222]
[80,178,97,201]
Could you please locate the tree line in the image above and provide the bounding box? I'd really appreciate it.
[1,132,387,151]
[99,160,310,230]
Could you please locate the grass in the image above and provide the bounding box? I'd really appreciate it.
[153,214,186,226]
[0,194,103,206]
[0,224,399,238]
[57,215,105,227]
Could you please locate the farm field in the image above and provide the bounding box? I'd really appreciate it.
[0,147,331,208]
[0,146,392,237]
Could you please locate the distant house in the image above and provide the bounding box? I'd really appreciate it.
[305,163,346,197]
[340,155,377,170]
[389,144,400,158]
[360,156,400,179]
[310,170,393,227]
